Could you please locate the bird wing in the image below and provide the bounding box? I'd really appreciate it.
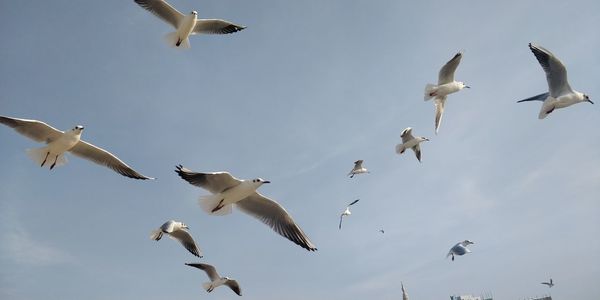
[224,279,242,296]
[0,115,63,144]
[434,96,446,134]
[438,52,462,84]
[354,160,363,169]
[236,193,317,251]
[170,229,202,257]
[411,144,422,162]
[338,214,344,230]
[529,43,573,98]
[134,0,184,29]
[69,140,153,180]
[193,19,246,35]
[348,199,360,206]
[175,165,242,194]
[400,127,414,143]
[160,220,176,232]
[185,263,220,281]
[517,92,550,103]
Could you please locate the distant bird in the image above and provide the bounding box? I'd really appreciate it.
[379,228,385,234]
[424,52,470,134]
[518,43,593,119]
[395,127,429,162]
[339,199,359,230]
[134,0,246,48]
[150,220,202,257]
[348,160,369,178]
[447,240,474,261]
[175,165,317,251]
[401,282,409,300]
[185,263,241,296]
[0,116,153,180]
[541,278,554,288]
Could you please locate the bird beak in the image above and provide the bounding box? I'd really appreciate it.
[464,85,471,89]
[588,99,594,104]
[263,180,271,184]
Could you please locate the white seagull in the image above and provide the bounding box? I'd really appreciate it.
[424,52,470,134]
[339,199,359,230]
[541,278,554,288]
[395,127,429,162]
[150,220,202,257]
[175,165,317,251]
[134,0,246,48]
[185,263,241,296]
[446,240,474,261]
[348,160,369,178]
[0,116,153,180]
[518,43,592,119]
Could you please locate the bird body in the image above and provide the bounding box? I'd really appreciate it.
[447,240,474,261]
[169,12,197,48]
[395,127,429,162]
[424,81,465,100]
[150,220,202,257]
[27,126,82,169]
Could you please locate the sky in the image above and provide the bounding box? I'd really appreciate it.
[0,0,599,299]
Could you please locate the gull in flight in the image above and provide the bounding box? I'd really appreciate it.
[175,165,317,251]
[401,282,409,300]
[0,116,153,180]
[339,199,359,230]
[517,43,592,119]
[379,228,385,234]
[185,263,241,296]
[348,160,369,178]
[134,0,246,48]
[424,52,470,134]
[395,127,429,162]
[447,240,474,261]
[150,220,202,257]
[541,278,554,288]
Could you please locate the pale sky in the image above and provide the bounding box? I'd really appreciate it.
[1,1,599,299]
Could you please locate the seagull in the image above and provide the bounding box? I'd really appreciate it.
[348,160,369,178]
[185,263,241,296]
[401,282,409,300]
[175,165,317,251]
[134,0,246,48]
[339,199,359,230]
[517,43,593,119]
[150,220,202,257]
[379,228,385,234]
[447,240,474,261]
[0,116,153,180]
[541,278,554,288]
[424,52,470,134]
[395,127,429,162]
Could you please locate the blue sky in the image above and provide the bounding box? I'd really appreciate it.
[1,0,599,299]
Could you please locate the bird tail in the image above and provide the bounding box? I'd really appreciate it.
[149,229,163,241]
[26,147,67,168]
[164,32,190,49]
[395,144,405,154]
[424,84,437,101]
[202,282,212,292]
[199,194,232,216]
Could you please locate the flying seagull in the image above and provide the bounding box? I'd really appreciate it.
[401,282,409,300]
[185,263,241,296]
[395,127,429,162]
[518,43,592,119]
[541,278,554,288]
[150,220,202,257]
[0,116,153,180]
[447,240,474,261]
[348,160,369,178]
[379,228,385,234]
[424,52,470,134]
[134,0,246,48]
[175,165,317,251]
[339,199,359,230]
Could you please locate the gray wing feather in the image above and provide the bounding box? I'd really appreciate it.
[412,144,422,162]
[401,128,414,144]
[339,215,343,229]
[185,263,220,281]
[438,52,462,84]
[434,97,446,134]
[134,0,184,29]
[224,279,242,296]
[170,229,202,257]
[69,141,153,180]
[517,92,550,103]
[0,116,63,144]
[236,193,317,251]
[348,199,359,206]
[529,43,573,98]
[193,19,246,35]
[175,165,241,193]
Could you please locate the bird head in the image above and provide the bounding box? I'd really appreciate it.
[251,178,270,186]
[191,11,198,16]
[584,94,593,104]
[420,137,430,142]
[180,222,189,229]
[459,82,470,89]
[72,125,84,134]
[463,240,475,245]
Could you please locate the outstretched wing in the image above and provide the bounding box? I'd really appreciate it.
[400,127,414,143]
[193,19,246,35]
[134,0,184,29]
[0,115,63,144]
[170,229,202,257]
[529,43,573,98]
[185,263,220,281]
[224,279,242,296]
[348,199,359,206]
[438,52,462,84]
[434,96,446,134]
[175,165,241,193]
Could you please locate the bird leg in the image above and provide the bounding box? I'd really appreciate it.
[176,38,182,47]
[546,106,555,115]
[211,199,225,213]
[41,152,50,167]
[452,254,455,261]
[50,154,59,170]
